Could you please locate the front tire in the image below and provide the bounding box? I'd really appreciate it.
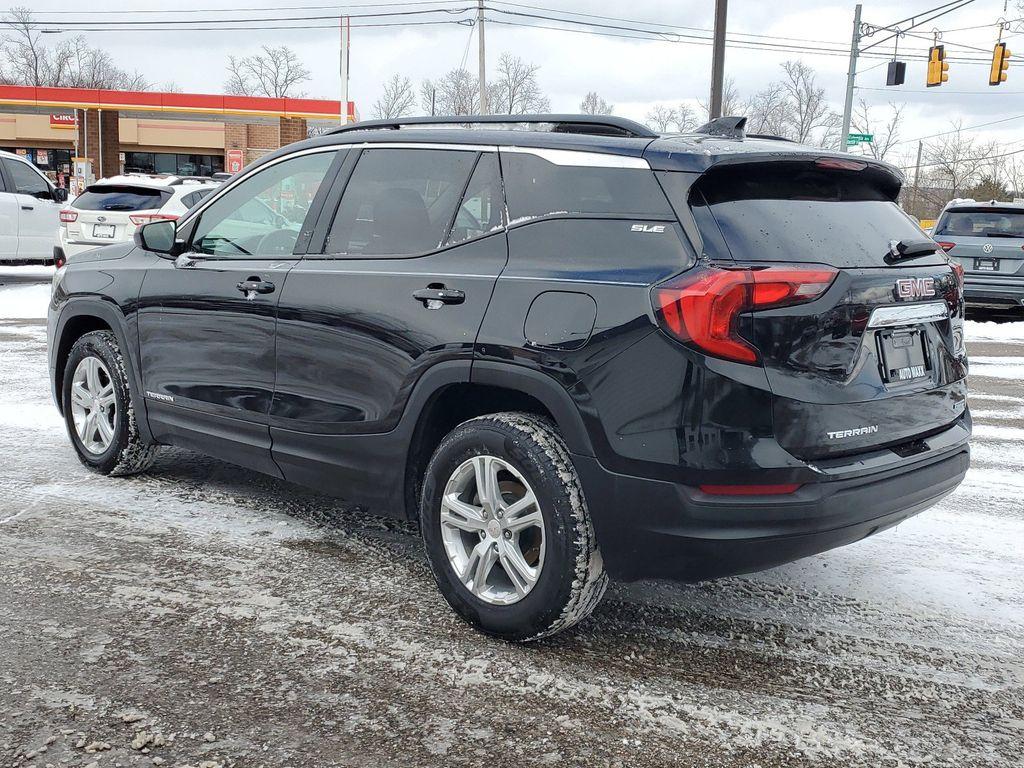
[62,330,157,476]
[420,412,607,642]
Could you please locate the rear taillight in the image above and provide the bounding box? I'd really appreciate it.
[129,213,178,226]
[935,241,956,252]
[653,265,838,364]
[950,261,964,289]
[699,483,803,496]
[54,252,66,269]
[59,210,77,223]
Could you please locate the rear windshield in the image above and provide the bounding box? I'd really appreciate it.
[691,162,932,267]
[73,185,170,212]
[935,208,1024,238]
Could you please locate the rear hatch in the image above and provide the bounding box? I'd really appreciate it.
[65,184,173,246]
[683,158,968,460]
[933,206,1024,282]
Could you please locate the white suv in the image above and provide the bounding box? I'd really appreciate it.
[58,174,221,261]
[0,149,68,264]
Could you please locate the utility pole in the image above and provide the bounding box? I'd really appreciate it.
[911,139,924,217]
[840,3,863,152]
[708,0,728,118]
[477,0,487,115]
[339,16,351,124]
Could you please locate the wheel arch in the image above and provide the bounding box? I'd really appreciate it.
[402,361,595,519]
[51,298,154,444]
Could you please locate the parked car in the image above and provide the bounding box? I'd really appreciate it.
[0,149,68,264]
[57,174,221,262]
[933,198,1024,314]
[47,114,970,641]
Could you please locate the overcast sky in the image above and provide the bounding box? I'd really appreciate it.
[23,0,1024,165]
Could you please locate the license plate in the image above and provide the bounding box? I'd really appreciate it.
[878,328,930,383]
[92,224,116,238]
[974,257,999,271]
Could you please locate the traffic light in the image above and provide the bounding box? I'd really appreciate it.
[990,42,1011,86]
[927,45,949,87]
[886,60,906,86]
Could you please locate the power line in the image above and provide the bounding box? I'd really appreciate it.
[894,114,1024,145]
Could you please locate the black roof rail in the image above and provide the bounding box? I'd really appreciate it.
[746,133,796,142]
[694,116,747,138]
[328,114,658,139]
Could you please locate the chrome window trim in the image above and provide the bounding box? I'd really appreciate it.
[867,301,950,329]
[501,146,651,170]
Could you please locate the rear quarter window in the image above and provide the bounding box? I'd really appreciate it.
[501,150,673,221]
[73,185,170,212]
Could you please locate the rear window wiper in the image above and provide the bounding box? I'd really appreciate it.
[885,238,939,264]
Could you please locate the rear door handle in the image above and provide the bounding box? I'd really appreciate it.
[237,277,276,296]
[21,205,34,211]
[413,287,465,307]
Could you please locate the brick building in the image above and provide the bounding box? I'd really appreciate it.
[0,85,356,187]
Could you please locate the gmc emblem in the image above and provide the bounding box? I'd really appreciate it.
[895,277,936,300]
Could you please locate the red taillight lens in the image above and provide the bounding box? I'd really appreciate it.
[653,265,838,364]
[935,241,956,252]
[59,209,77,223]
[699,483,803,496]
[55,252,66,269]
[129,213,178,226]
[950,261,964,289]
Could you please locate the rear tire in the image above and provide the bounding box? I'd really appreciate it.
[420,412,607,642]
[62,330,158,476]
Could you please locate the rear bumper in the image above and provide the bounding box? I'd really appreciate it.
[573,421,970,582]
[963,275,1024,308]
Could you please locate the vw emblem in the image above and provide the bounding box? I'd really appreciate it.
[982,243,994,253]
[97,216,106,223]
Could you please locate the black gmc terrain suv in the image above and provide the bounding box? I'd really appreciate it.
[48,115,970,641]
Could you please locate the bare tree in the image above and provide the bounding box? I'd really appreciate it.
[698,76,743,120]
[421,68,478,116]
[851,100,904,160]
[225,45,311,98]
[1,7,149,89]
[488,53,550,115]
[673,102,698,132]
[780,61,835,144]
[580,91,613,115]
[744,82,788,137]
[645,105,676,132]
[372,74,416,120]
[918,123,997,212]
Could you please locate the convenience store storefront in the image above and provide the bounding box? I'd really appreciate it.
[0,86,355,187]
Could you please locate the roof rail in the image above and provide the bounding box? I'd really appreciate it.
[694,116,747,138]
[328,114,658,139]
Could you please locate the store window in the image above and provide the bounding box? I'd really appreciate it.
[124,152,225,178]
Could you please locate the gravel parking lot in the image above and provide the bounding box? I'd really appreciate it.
[1,267,1022,768]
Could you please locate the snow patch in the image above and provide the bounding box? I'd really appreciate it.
[965,320,1024,343]
[0,283,50,319]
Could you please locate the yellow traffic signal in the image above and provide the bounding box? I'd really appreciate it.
[990,42,1011,86]
[927,45,949,87]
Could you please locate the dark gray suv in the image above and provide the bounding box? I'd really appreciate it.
[934,199,1024,314]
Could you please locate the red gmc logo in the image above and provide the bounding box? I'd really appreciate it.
[895,277,936,300]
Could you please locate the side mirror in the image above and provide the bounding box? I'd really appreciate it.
[51,187,69,204]
[134,219,180,256]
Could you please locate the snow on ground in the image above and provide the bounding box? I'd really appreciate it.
[0,283,49,319]
[965,319,1024,342]
[0,276,1022,767]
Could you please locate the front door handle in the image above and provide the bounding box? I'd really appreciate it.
[413,287,465,308]
[237,277,276,296]
[21,205,34,211]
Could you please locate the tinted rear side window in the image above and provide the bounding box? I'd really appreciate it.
[691,162,929,267]
[73,185,170,212]
[935,208,1024,237]
[501,151,672,220]
[326,148,476,256]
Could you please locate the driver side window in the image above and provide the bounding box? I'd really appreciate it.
[191,151,336,257]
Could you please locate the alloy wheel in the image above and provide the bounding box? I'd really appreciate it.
[70,356,117,455]
[439,455,546,605]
